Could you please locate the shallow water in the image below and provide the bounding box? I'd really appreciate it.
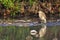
[0,21,60,26]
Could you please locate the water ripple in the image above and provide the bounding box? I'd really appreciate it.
[0,21,60,26]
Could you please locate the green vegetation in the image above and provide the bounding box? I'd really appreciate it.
[0,26,60,40]
[0,0,60,20]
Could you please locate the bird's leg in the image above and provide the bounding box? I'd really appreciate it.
[41,20,46,26]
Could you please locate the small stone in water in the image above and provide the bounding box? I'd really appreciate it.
[8,23,12,24]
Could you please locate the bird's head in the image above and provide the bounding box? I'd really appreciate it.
[38,11,43,14]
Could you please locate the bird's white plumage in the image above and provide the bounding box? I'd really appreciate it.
[39,25,47,37]
[38,11,46,23]
[38,11,47,38]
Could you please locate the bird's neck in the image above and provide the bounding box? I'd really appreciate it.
[43,25,47,29]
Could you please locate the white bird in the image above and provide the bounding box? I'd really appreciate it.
[38,11,46,23]
[39,25,47,38]
[38,10,47,38]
